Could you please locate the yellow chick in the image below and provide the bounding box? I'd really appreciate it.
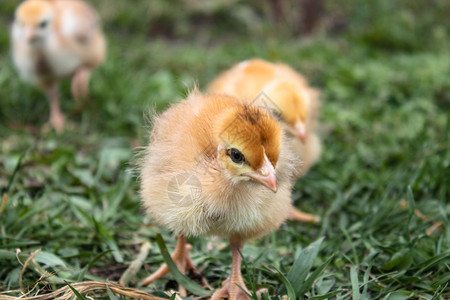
[208,59,322,223]
[11,0,106,133]
[139,91,297,299]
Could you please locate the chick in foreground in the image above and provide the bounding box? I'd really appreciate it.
[139,92,297,299]
[208,58,321,223]
[11,0,106,132]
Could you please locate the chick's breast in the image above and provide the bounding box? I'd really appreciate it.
[140,93,297,241]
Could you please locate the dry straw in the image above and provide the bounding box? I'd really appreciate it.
[0,245,166,300]
[0,281,166,300]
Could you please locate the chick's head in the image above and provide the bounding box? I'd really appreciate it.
[264,80,309,142]
[14,0,53,45]
[213,104,281,192]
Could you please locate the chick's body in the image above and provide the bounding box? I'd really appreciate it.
[140,92,297,298]
[141,93,295,241]
[12,0,106,132]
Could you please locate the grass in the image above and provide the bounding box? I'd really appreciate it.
[1,0,449,299]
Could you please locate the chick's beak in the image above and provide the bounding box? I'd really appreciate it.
[244,155,278,193]
[25,27,39,43]
[293,121,307,142]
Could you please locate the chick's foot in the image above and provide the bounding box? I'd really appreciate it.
[48,111,65,134]
[211,277,251,300]
[71,68,91,101]
[211,240,251,300]
[140,234,198,296]
[46,84,65,134]
[288,205,320,223]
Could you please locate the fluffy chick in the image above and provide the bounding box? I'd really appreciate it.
[208,58,321,223]
[11,0,106,132]
[139,92,297,299]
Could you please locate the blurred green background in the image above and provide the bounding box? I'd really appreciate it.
[0,0,449,299]
[1,0,449,136]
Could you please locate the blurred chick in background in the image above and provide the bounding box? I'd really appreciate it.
[11,0,106,133]
[139,91,297,299]
[208,58,322,223]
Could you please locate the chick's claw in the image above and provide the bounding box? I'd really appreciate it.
[211,241,252,300]
[140,234,198,297]
[211,277,251,300]
[48,112,66,134]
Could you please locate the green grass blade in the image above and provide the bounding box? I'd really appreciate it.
[5,146,33,194]
[168,293,177,300]
[105,280,120,300]
[309,290,345,300]
[64,281,87,300]
[406,186,415,215]
[155,233,210,296]
[350,266,361,300]
[92,217,123,263]
[103,170,132,222]
[286,237,324,297]
[362,264,372,298]
[235,283,254,299]
[431,282,448,300]
[431,271,450,289]
[0,249,18,260]
[413,251,450,276]
[261,293,271,300]
[382,291,413,300]
[273,266,296,300]
[239,248,258,299]
[297,255,334,296]
[76,250,113,281]
[34,251,67,268]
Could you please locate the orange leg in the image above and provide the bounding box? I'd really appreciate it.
[211,240,251,300]
[288,204,320,223]
[71,67,91,101]
[140,234,198,296]
[46,83,65,133]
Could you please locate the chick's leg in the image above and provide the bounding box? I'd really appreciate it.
[140,234,198,296]
[71,67,91,101]
[288,205,320,223]
[46,84,65,133]
[212,240,250,300]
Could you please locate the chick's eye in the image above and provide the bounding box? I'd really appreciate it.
[39,20,48,28]
[228,148,245,164]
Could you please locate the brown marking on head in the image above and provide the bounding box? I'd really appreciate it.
[216,103,281,170]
